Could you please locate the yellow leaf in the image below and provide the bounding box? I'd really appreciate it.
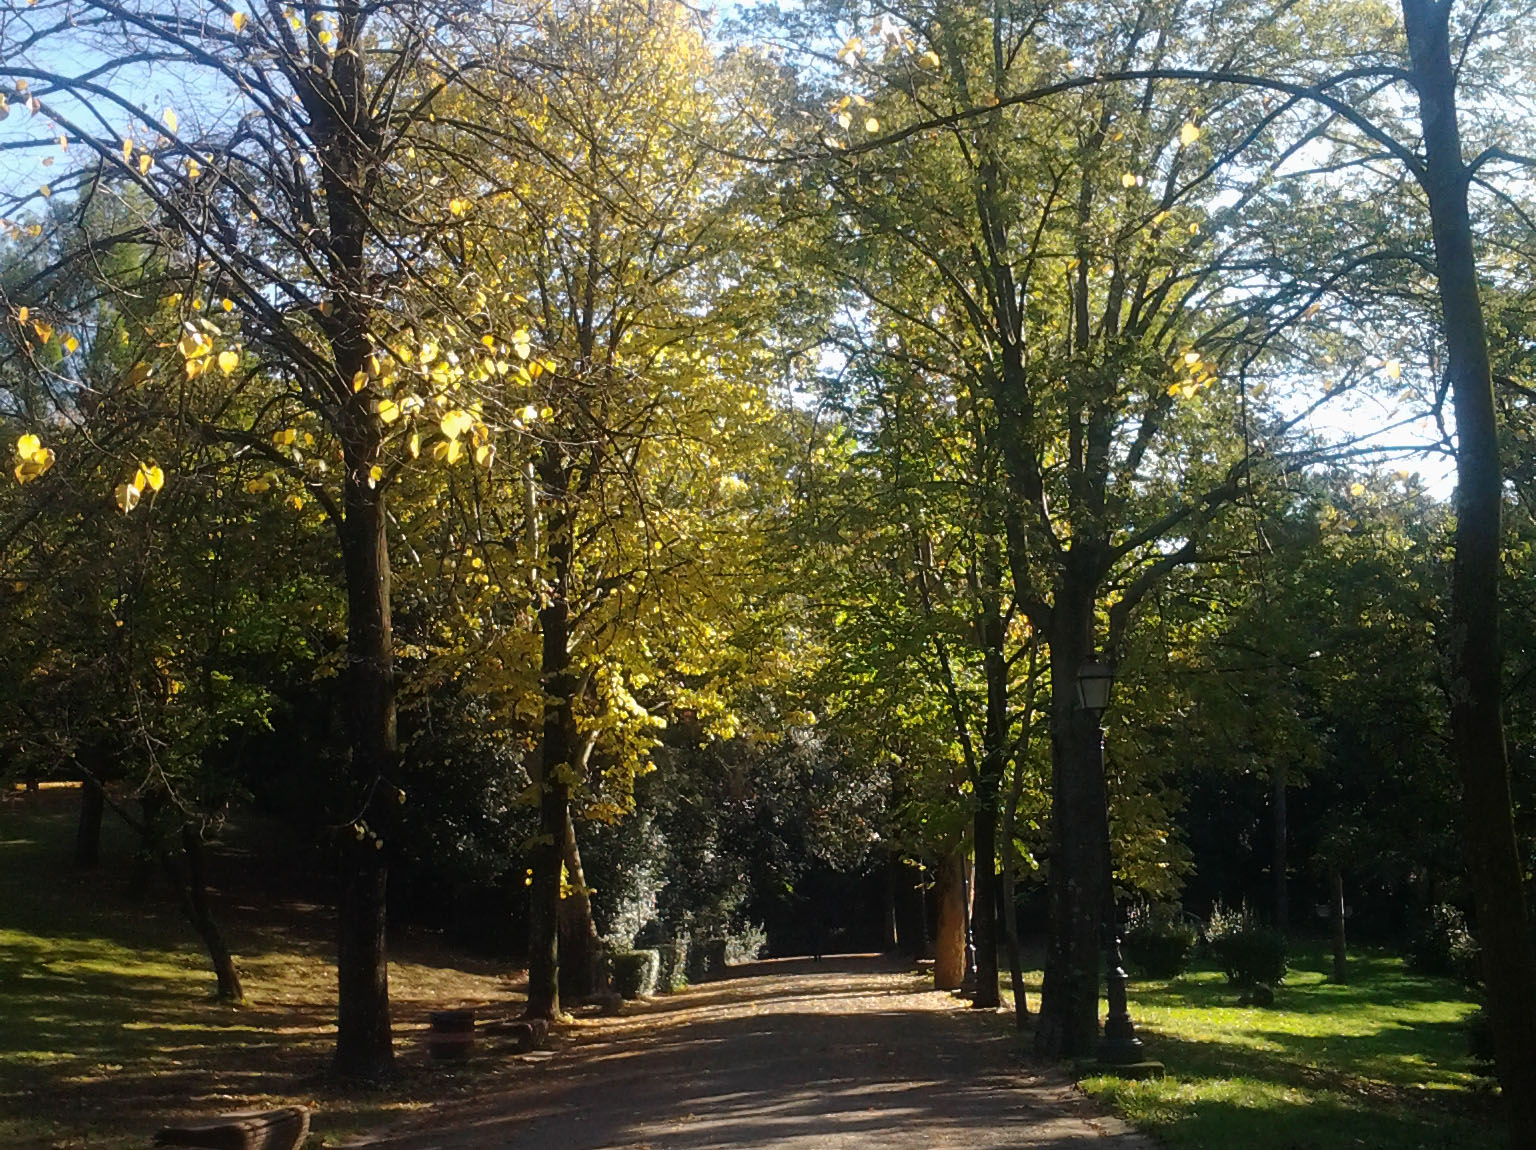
[138,153,152,175]
[445,438,462,464]
[133,467,149,491]
[1183,351,1200,366]
[217,349,239,375]
[474,443,494,467]
[377,399,401,423]
[369,464,384,484]
[221,298,234,312]
[1180,122,1200,145]
[16,307,28,323]
[1189,222,1200,235]
[1350,482,1366,496]
[408,432,420,459]
[185,357,209,379]
[163,107,178,133]
[38,184,51,199]
[286,493,305,510]
[449,199,468,216]
[1121,172,1138,188]
[122,139,133,163]
[16,434,41,458]
[232,10,247,30]
[177,331,211,359]
[245,477,270,494]
[837,111,852,129]
[144,464,164,492]
[115,483,141,513]
[521,403,539,424]
[864,117,879,133]
[63,335,79,354]
[1384,359,1402,380]
[187,158,201,179]
[918,49,941,69]
[31,320,51,344]
[511,329,531,359]
[419,339,438,365]
[352,370,368,392]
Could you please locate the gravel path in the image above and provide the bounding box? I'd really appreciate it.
[364,955,1151,1150]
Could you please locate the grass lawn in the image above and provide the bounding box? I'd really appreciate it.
[1074,945,1500,1149]
[0,789,533,1150]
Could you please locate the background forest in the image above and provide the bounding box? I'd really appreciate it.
[2,0,1535,1142]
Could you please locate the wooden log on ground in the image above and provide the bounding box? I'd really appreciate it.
[154,1107,310,1150]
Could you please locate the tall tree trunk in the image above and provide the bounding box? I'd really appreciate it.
[882,858,901,952]
[934,850,967,990]
[159,826,242,1002]
[1329,867,1348,985]
[333,472,396,1079]
[75,774,104,868]
[558,810,603,1001]
[1035,585,1110,1059]
[526,587,574,1021]
[1402,3,1536,1140]
[1272,763,1288,934]
[971,572,1009,1009]
[1001,756,1031,1026]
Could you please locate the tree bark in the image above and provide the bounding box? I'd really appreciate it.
[75,774,104,868]
[1329,867,1347,985]
[1402,2,1536,1140]
[160,826,243,1002]
[558,809,604,1001]
[971,586,1009,1009]
[1272,763,1288,934]
[526,588,574,1021]
[934,850,967,990]
[1035,586,1110,1059]
[333,471,396,1079]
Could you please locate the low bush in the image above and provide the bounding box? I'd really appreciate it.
[1406,904,1482,986]
[610,948,660,999]
[1206,903,1288,988]
[1122,904,1199,978]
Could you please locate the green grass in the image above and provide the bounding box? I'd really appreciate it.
[1076,946,1500,1149]
[0,791,527,1150]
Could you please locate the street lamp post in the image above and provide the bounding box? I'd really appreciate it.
[1077,659,1145,1066]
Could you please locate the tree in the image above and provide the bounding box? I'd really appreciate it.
[1,0,520,1075]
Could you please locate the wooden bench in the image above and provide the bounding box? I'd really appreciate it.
[154,1106,309,1150]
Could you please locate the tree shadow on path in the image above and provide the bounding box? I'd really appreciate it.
[363,955,1148,1150]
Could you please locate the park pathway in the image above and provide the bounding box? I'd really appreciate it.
[361,955,1150,1150]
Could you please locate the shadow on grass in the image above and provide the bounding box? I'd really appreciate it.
[0,796,529,1150]
[1080,947,1501,1150]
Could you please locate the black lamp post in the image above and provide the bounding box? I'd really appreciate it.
[1076,659,1145,1065]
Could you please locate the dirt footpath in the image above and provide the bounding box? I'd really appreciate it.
[359,955,1150,1150]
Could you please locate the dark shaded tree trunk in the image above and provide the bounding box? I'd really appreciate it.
[971,577,1010,1009]
[934,850,967,990]
[333,472,396,1079]
[75,775,104,868]
[558,810,603,1001]
[160,826,243,1002]
[526,581,574,1021]
[1035,584,1110,1059]
[1329,868,1347,984]
[1272,764,1288,934]
[1402,2,1536,1140]
[882,858,901,952]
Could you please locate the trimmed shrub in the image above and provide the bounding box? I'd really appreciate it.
[655,936,690,992]
[1407,904,1482,986]
[687,937,729,982]
[1122,904,1198,978]
[611,949,660,999]
[1206,903,1288,988]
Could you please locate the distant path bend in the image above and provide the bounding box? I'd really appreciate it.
[363,955,1150,1149]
